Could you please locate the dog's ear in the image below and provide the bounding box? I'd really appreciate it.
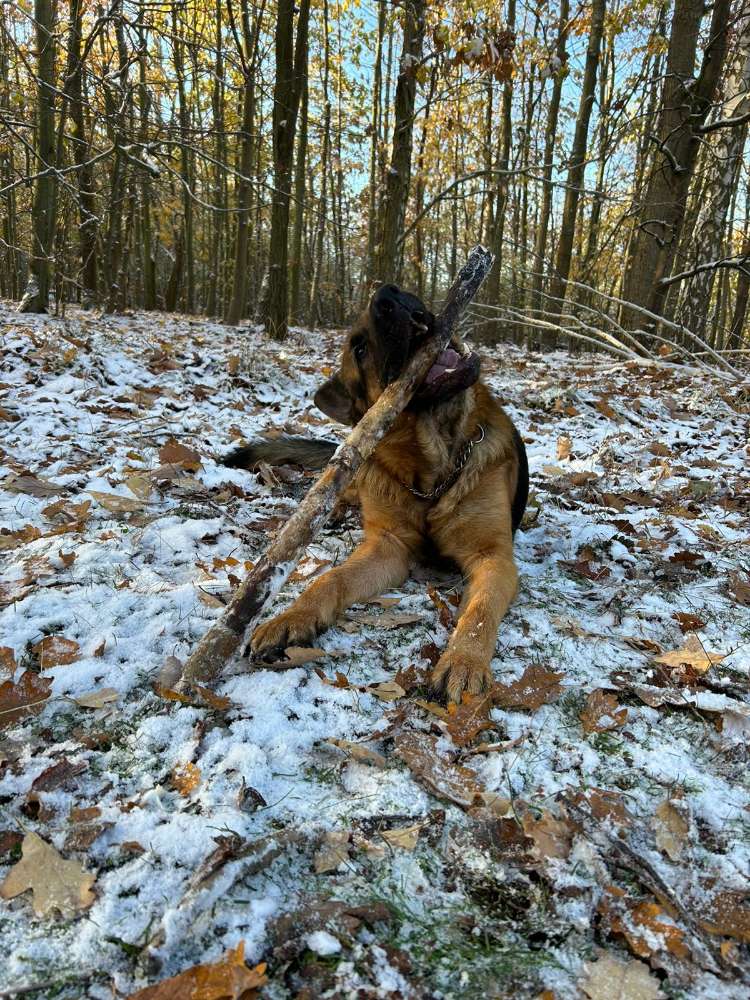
[314,374,354,425]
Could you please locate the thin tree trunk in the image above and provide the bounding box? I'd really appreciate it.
[264,0,311,341]
[207,0,226,317]
[485,0,516,309]
[363,2,386,304]
[372,0,425,286]
[19,0,57,313]
[531,0,570,337]
[620,0,731,330]
[289,72,308,323]
[678,11,750,337]
[308,0,331,328]
[225,0,265,326]
[547,0,606,328]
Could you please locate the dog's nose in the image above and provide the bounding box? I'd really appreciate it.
[373,284,402,315]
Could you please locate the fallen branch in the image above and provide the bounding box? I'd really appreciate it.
[177,245,494,690]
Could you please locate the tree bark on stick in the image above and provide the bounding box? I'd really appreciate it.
[178,245,495,690]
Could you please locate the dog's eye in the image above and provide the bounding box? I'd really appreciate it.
[352,339,367,360]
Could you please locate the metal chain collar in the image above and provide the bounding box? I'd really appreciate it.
[403,424,485,502]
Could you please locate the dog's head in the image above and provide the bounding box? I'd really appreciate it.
[314,284,480,425]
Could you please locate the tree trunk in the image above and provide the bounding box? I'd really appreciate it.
[289,71,308,323]
[362,2,386,305]
[263,0,311,341]
[225,0,265,326]
[19,0,57,313]
[207,0,226,317]
[531,0,570,334]
[138,16,156,311]
[547,0,606,328]
[485,0,516,310]
[308,0,331,328]
[677,11,750,337]
[620,0,731,330]
[727,231,750,351]
[372,0,425,286]
[172,8,194,313]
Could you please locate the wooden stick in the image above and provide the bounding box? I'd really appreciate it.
[177,245,494,689]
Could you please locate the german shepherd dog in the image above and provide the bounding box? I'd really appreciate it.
[223,284,528,702]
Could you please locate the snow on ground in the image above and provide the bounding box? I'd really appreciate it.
[0,302,749,999]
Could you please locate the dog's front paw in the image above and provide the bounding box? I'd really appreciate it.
[251,609,320,657]
[430,649,492,704]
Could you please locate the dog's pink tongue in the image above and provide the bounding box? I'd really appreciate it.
[425,347,462,385]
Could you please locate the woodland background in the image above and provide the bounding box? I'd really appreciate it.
[1,0,750,359]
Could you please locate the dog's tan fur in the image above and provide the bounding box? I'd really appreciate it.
[250,309,526,702]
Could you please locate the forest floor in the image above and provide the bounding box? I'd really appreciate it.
[0,302,749,1000]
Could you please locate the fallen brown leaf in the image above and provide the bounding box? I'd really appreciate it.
[74,688,119,709]
[580,689,627,734]
[34,635,80,669]
[728,572,750,607]
[671,612,706,633]
[0,672,52,728]
[379,823,423,850]
[444,692,495,747]
[598,884,689,960]
[653,633,724,673]
[314,830,350,873]
[491,664,564,711]
[88,490,145,513]
[324,739,386,768]
[557,435,572,461]
[519,804,574,861]
[694,880,750,942]
[0,647,15,674]
[653,798,689,862]
[0,832,95,918]
[369,680,406,701]
[126,942,266,1000]
[158,439,202,470]
[427,585,453,629]
[395,730,482,808]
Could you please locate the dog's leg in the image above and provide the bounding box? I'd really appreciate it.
[251,527,413,654]
[430,545,518,702]
[429,462,519,702]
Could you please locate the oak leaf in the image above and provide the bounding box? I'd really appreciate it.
[491,664,564,711]
[0,832,95,918]
[395,730,482,808]
[158,439,202,470]
[33,635,80,668]
[0,671,52,729]
[653,633,723,673]
[580,689,627,734]
[126,942,266,1000]
[444,692,495,747]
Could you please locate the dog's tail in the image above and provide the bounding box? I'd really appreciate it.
[220,435,338,471]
